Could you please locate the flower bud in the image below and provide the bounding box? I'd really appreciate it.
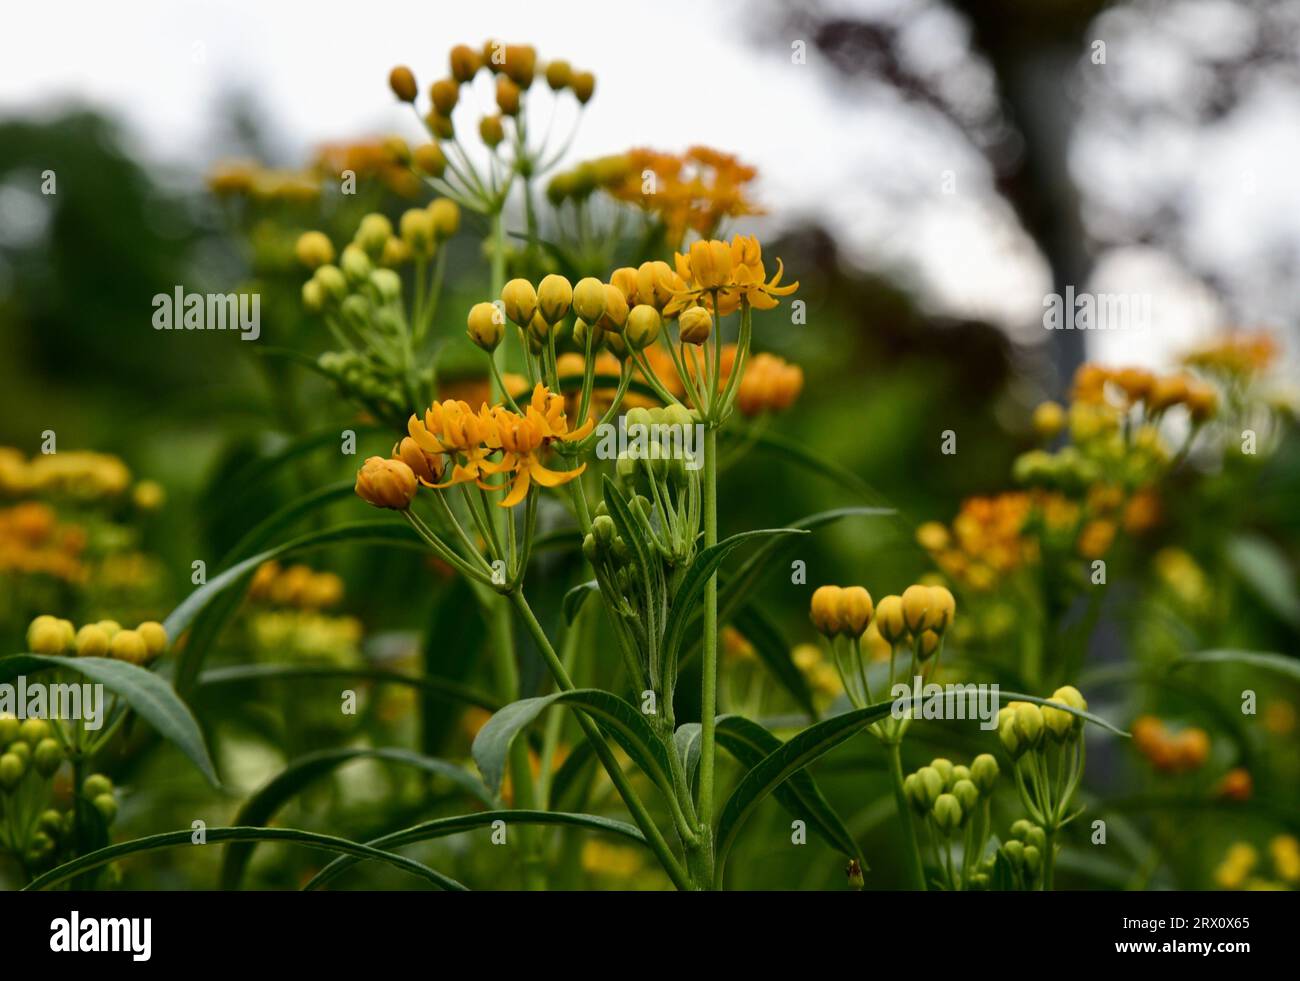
[427,111,454,140]
[971,753,1000,794]
[678,305,712,345]
[930,758,954,788]
[1003,839,1025,871]
[430,78,459,115]
[137,622,168,660]
[528,311,552,343]
[341,244,373,285]
[837,586,874,637]
[1009,819,1033,840]
[545,59,571,90]
[19,718,50,746]
[501,278,538,327]
[903,773,928,815]
[295,231,335,269]
[916,630,940,661]
[479,114,505,147]
[355,456,418,510]
[901,584,931,634]
[572,318,604,352]
[809,585,844,636]
[33,738,63,777]
[93,793,118,824]
[1022,844,1041,874]
[396,436,444,485]
[83,773,112,797]
[426,199,460,242]
[96,620,122,640]
[1012,702,1045,749]
[313,265,347,302]
[496,75,521,115]
[389,66,418,102]
[370,269,403,304]
[845,859,864,890]
[932,793,962,833]
[302,279,325,313]
[0,753,24,791]
[572,277,607,324]
[625,304,662,350]
[466,302,505,352]
[916,766,944,809]
[597,284,629,332]
[400,208,436,256]
[997,707,1024,759]
[27,615,69,655]
[952,778,979,817]
[951,764,971,784]
[355,213,393,257]
[1033,400,1066,439]
[413,143,447,178]
[926,585,955,633]
[571,70,595,104]
[874,595,906,644]
[0,712,19,745]
[450,44,480,83]
[538,274,573,324]
[1025,825,1046,852]
[110,629,148,665]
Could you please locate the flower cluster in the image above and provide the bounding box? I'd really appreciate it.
[1214,836,1300,889]
[0,502,86,582]
[0,447,132,500]
[247,561,345,610]
[902,754,1000,889]
[1131,715,1210,773]
[26,614,169,666]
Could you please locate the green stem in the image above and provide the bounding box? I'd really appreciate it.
[886,740,927,890]
[698,427,719,829]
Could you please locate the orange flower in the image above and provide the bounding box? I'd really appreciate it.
[479,384,594,506]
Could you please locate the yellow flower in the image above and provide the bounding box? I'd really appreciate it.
[666,235,797,316]
[355,457,418,510]
[480,385,594,507]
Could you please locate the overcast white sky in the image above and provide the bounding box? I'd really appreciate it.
[2,0,1297,364]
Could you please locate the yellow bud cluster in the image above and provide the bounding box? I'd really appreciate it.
[26,614,167,665]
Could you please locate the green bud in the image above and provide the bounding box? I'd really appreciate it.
[950,764,971,785]
[903,773,927,815]
[916,766,943,810]
[29,830,54,857]
[1012,702,1045,749]
[952,778,979,818]
[1022,844,1041,874]
[92,793,118,824]
[997,708,1024,759]
[0,712,18,746]
[932,793,963,834]
[930,757,955,788]
[1010,819,1033,840]
[313,264,348,302]
[581,533,598,564]
[369,268,403,304]
[0,753,25,791]
[971,753,1000,795]
[355,213,393,256]
[83,773,113,798]
[1003,839,1025,871]
[33,738,63,777]
[1025,825,1046,852]
[341,243,373,285]
[19,717,50,746]
[39,809,63,835]
[591,514,616,549]
[7,741,29,765]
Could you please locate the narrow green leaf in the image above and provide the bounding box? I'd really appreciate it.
[1172,649,1300,682]
[563,580,600,624]
[0,654,218,787]
[220,747,491,889]
[714,701,896,883]
[1225,533,1300,626]
[303,809,647,891]
[472,689,675,800]
[673,723,702,790]
[715,714,862,866]
[730,604,817,720]
[23,826,464,892]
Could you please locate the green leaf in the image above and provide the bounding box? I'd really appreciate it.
[0,655,218,787]
[715,714,863,866]
[167,520,423,691]
[563,580,600,624]
[23,826,464,892]
[673,723,702,791]
[196,662,500,711]
[302,809,647,891]
[472,689,674,800]
[218,480,357,567]
[1172,649,1300,682]
[730,425,900,508]
[1225,532,1300,627]
[220,747,491,889]
[714,701,896,884]
[996,690,1130,736]
[660,527,809,677]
